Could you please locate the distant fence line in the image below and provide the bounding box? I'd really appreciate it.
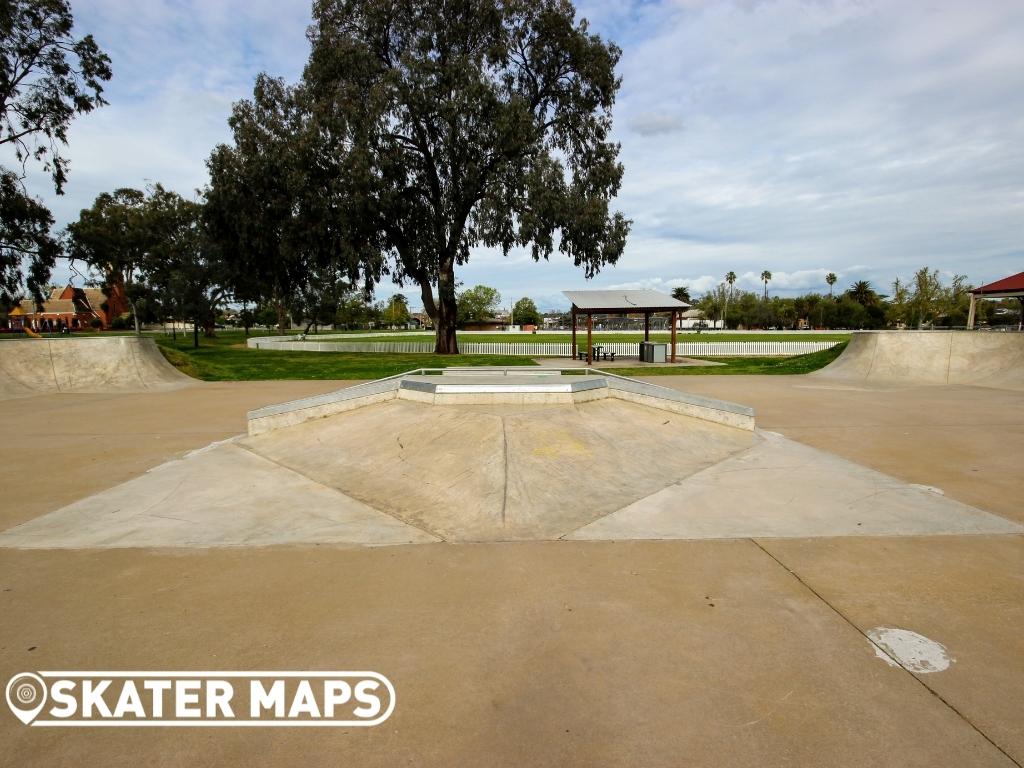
[247,337,840,357]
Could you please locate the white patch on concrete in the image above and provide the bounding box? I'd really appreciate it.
[182,436,240,459]
[867,627,953,673]
[909,484,945,496]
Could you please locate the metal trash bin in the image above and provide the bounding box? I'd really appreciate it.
[650,343,667,363]
[639,341,653,362]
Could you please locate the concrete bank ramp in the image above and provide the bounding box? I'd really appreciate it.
[814,331,1024,390]
[0,336,192,399]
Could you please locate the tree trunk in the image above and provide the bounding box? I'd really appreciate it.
[277,302,287,334]
[127,295,141,336]
[419,279,438,325]
[434,260,459,354]
[193,321,199,349]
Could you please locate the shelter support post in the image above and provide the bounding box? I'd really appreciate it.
[967,294,977,330]
[670,310,677,362]
[644,313,650,341]
[586,313,593,365]
[571,306,577,358]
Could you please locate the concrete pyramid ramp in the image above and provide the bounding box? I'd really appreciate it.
[815,331,1024,390]
[241,399,757,541]
[0,336,192,399]
[0,441,436,548]
[568,431,1022,540]
[1,400,1018,548]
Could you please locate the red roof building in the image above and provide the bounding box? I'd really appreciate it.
[970,271,1024,295]
[10,284,128,332]
[968,271,1024,329]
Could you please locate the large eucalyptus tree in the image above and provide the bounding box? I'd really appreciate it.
[302,0,630,352]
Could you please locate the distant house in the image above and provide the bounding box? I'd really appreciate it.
[676,309,722,330]
[541,314,564,329]
[10,285,126,331]
[411,312,434,330]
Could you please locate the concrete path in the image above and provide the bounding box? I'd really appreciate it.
[2,540,1020,767]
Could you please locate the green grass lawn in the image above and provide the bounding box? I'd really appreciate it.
[154,330,845,381]
[613,343,848,376]
[317,331,851,344]
[155,332,537,380]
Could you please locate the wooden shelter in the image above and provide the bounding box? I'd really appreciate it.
[562,290,690,365]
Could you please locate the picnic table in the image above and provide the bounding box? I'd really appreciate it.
[576,345,616,363]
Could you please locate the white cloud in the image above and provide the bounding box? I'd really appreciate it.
[18,0,1024,309]
[628,112,685,136]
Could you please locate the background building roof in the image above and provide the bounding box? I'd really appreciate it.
[562,289,689,312]
[971,271,1024,295]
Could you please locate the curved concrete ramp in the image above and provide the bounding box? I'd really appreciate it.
[0,336,192,399]
[814,331,1024,390]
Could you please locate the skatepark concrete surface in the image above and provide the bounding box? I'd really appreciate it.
[1,355,1023,765]
[3,396,1017,547]
[0,336,191,398]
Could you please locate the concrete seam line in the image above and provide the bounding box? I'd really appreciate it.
[864,334,878,381]
[944,334,954,385]
[45,339,60,391]
[749,538,1023,768]
[129,337,148,389]
[501,415,509,526]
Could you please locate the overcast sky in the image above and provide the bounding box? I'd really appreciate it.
[26,0,1024,311]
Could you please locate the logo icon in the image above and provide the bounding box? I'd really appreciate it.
[6,672,47,725]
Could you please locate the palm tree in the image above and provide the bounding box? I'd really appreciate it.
[671,285,691,304]
[847,279,877,307]
[825,272,837,297]
[724,271,737,328]
[760,270,772,301]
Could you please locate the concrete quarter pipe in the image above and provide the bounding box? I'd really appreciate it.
[814,330,1024,390]
[0,336,193,398]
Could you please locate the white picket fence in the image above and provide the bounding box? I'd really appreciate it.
[676,340,838,357]
[247,336,839,357]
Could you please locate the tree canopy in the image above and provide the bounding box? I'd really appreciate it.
[512,296,540,325]
[67,184,227,345]
[291,0,629,352]
[65,187,148,333]
[457,284,501,324]
[671,285,691,304]
[0,0,112,301]
[382,293,411,327]
[0,168,58,301]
